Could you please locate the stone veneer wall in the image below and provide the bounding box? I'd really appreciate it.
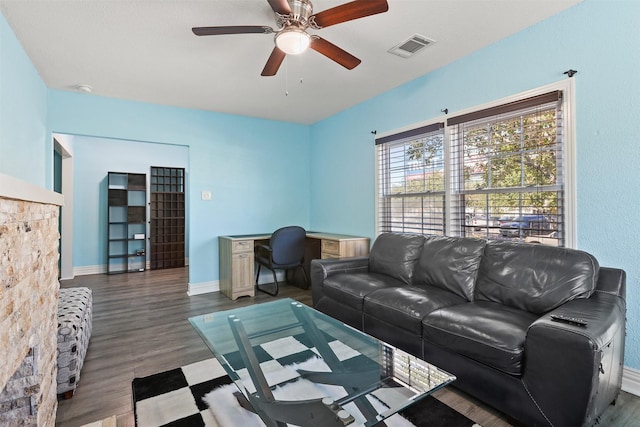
[0,196,60,426]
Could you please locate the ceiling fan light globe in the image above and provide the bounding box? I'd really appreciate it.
[275,28,311,55]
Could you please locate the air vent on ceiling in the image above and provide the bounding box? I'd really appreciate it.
[388,34,435,58]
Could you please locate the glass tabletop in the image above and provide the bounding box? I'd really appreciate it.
[189,299,455,427]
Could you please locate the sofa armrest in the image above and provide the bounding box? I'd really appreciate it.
[523,291,626,426]
[310,257,370,306]
[596,267,626,297]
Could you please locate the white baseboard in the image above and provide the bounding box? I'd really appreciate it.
[186,271,284,296]
[622,366,640,397]
[73,259,190,277]
[74,264,106,276]
[188,281,220,296]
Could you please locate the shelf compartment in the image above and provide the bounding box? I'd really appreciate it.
[128,173,146,190]
[108,241,127,256]
[128,256,146,272]
[107,257,127,273]
[109,206,127,223]
[108,173,128,189]
[109,224,127,240]
[128,190,146,206]
[128,206,146,223]
[108,189,127,206]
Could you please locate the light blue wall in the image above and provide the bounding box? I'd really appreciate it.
[48,91,311,284]
[71,135,190,268]
[0,13,48,187]
[310,0,640,369]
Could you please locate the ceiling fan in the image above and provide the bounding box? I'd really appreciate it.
[192,0,389,76]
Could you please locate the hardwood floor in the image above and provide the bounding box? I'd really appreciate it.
[56,268,639,427]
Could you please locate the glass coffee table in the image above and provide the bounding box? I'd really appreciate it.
[189,299,455,427]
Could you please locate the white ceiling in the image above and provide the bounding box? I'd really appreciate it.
[0,0,582,125]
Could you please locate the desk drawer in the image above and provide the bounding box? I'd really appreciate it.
[321,252,341,260]
[232,240,253,253]
[321,239,341,255]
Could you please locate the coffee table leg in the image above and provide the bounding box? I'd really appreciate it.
[227,314,354,426]
[227,315,285,427]
[290,302,382,422]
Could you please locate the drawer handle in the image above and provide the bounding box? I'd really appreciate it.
[238,242,249,246]
[238,254,249,258]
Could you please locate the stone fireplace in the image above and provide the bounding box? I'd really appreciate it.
[1,348,40,424]
[1,174,63,426]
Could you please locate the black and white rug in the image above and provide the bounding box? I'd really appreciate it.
[132,336,480,427]
[132,359,479,427]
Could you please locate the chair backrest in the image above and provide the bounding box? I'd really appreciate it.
[270,226,306,265]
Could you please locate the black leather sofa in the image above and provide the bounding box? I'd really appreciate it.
[310,233,626,427]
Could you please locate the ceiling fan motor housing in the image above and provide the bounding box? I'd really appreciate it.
[280,0,314,28]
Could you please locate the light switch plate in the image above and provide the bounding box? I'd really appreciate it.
[201,190,212,201]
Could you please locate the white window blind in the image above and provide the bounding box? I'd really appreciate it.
[448,91,564,246]
[376,123,446,235]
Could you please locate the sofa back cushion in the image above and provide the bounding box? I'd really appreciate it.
[475,240,599,314]
[413,236,486,301]
[369,233,426,285]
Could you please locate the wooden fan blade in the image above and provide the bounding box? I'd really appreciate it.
[192,26,273,36]
[261,47,286,76]
[312,0,389,28]
[267,0,291,15]
[310,37,361,70]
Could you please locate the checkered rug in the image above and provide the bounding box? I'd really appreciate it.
[132,336,481,427]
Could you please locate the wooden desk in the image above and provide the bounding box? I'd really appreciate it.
[218,232,370,300]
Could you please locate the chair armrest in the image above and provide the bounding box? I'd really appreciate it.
[523,291,626,426]
[310,257,370,306]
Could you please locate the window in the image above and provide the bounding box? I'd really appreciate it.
[376,84,573,247]
[376,123,446,235]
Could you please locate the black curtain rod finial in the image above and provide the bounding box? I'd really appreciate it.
[441,108,448,115]
[371,130,377,135]
[564,69,577,78]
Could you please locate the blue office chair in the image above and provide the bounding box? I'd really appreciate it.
[255,226,308,296]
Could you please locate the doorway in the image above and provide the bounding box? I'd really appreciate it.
[53,135,75,279]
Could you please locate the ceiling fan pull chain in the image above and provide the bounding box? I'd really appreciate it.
[285,56,289,96]
[299,53,304,86]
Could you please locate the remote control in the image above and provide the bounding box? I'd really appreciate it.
[550,314,587,327]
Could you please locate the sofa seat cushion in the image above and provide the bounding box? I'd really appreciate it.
[363,286,467,335]
[423,301,538,375]
[323,273,406,310]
